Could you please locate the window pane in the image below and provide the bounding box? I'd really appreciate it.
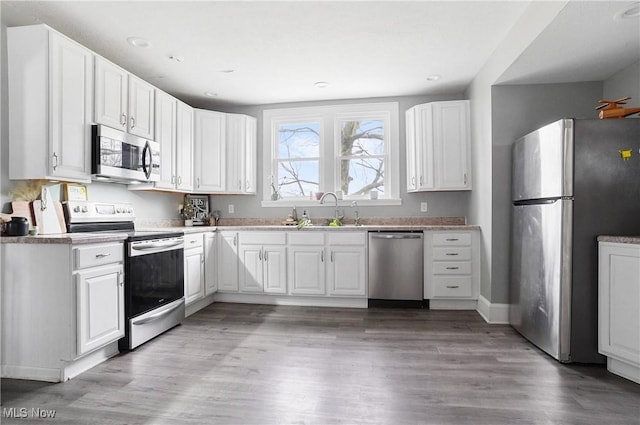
[278,122,320,158]
[277,160,319,198]
[341,120,384,157]
[340,158,384,196]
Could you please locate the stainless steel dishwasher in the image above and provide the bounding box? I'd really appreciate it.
[368,231,424,307]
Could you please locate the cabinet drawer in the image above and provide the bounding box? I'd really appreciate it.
[74,243,124,270]
[287,232,325,245]
[432,232,472,246]
[240,231,286,245]
[184,233,204,249]
[432,261,472,275]
[432,276,473,298]
[327,232,366,245]
[433,247,471,261]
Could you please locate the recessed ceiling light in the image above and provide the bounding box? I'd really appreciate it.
[168,55,184,63]
[314,81,330,88]
[204,92,218,97]
[614,2,640,20]
[127,37,152,48]
[426,75,441,81]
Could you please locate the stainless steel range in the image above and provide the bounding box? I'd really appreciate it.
[64,201,185,350]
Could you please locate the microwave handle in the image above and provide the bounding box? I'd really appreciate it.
[142,141,152,180]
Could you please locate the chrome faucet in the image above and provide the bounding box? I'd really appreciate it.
[351,201,361,226]
[319,192,341,221]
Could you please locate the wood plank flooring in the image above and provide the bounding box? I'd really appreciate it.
[2,303,639,425]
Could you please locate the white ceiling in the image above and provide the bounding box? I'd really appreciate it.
[2,1,639,109]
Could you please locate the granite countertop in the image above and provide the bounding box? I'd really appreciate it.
[598,235,640,245]
[0,232,129,245]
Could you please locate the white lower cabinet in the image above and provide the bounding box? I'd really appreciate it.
[218,231,239,291]
[184,233,205,305]
[288,232,326,295]
[238,232,287,294]
[424,230,480,302]
[204,232,218,295]
[1,241,125,382]
[598,241,640,384]
[326,233,367,297]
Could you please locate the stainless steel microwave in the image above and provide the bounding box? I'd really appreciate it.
[91,125,160,183]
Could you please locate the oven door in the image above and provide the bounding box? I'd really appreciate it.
[92,124,160,182]
[125,237,184,318]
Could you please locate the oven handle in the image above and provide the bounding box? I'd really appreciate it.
[131,240,184,253]
[132,301,184,326]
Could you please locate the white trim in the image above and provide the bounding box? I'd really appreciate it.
[263,102,400,202]
[429,299,478,310]
[476,294,510,324]
[213,292,367,308]
[185,293,216,317]
[261,198,402,208]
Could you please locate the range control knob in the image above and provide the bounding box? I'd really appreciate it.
[73,206,81,213]
[81,206,89,213]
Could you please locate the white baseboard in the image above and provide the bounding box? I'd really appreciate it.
[429,299,478,310]
[476,295,510,324]
[213,292,367,308]
[186,293,216,317]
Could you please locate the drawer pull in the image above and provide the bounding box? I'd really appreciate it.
[446,267,459,270]
[446,285,460,289]
[190,240,197,244]
[445,253,459,256]
[95,253,111,258]
[446,238,459,241]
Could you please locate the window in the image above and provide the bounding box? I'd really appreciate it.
[263,103,399,205]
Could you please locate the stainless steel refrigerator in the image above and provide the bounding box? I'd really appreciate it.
[510,118,640,363]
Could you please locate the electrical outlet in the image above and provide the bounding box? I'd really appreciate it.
[420,202,428,212]
[228,204,235,214]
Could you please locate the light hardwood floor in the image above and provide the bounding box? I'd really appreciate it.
[2,303,639,425]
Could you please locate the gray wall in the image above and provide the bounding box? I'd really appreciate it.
[207,94,472,221]
[603,60,640,111]
[490,81,603,304]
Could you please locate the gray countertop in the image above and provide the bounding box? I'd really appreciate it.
[1,224,480,244]
[598,235,640,245]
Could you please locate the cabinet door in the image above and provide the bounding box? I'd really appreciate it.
[599,244,640,366]
[416,104,435,190]
[288,247,326,295]
[239,244,264,292]
[264,245,287,294]
[154,91,177,190]
[184,249,204,305]
[127,75,155,139]
[94,56,127,130]
[50,32,93,181]
[434,101,470,190]
[405,108,418,192]
[218,232,239,291]
[244,116,258,194]
[194,109,226,192]
[76,263,124,355]
[176,101,194,191]
[204,233,218,295]
[226,114,245,193]
[328,246,366,296]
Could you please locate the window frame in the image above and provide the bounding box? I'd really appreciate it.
[262,102,401,207]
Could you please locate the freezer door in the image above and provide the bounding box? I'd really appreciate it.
[510,199,573,362]
[512,119,573,202]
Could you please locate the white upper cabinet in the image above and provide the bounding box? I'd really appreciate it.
[194,109,226,192]
[8,25,93,183]
[154,90,178,190]
[406,100,471,191]
[176,101,194,191]
[226,114,257,194]
[94,56,155,139]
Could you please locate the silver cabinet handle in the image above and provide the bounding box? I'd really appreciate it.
[95,253,111,258]
[118,271,124,286]
[130,116,135,129]
[178,176,182,185]
[446,285,460,289]
[233,236,237,246]
[121,113,127,127]
[445,253,459,256]
[330,251,334,262]
[264,251,268,262]
[201,253,204,264]
[238,179,242,190]
[321,251,324,262]
[446,238,459,241]
[464,173,467,185]
[196,177,200,188]
[420,176,423,186]
[445,266,459,270]
[171,175,176,184]
[190,240,197,244]
[259,249,263,261]
[246,180,250,191]
[52,152,58,171]
[411,176,416,186]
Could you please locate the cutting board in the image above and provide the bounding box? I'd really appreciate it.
[33,200,66,234]
[6,201,35,227]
